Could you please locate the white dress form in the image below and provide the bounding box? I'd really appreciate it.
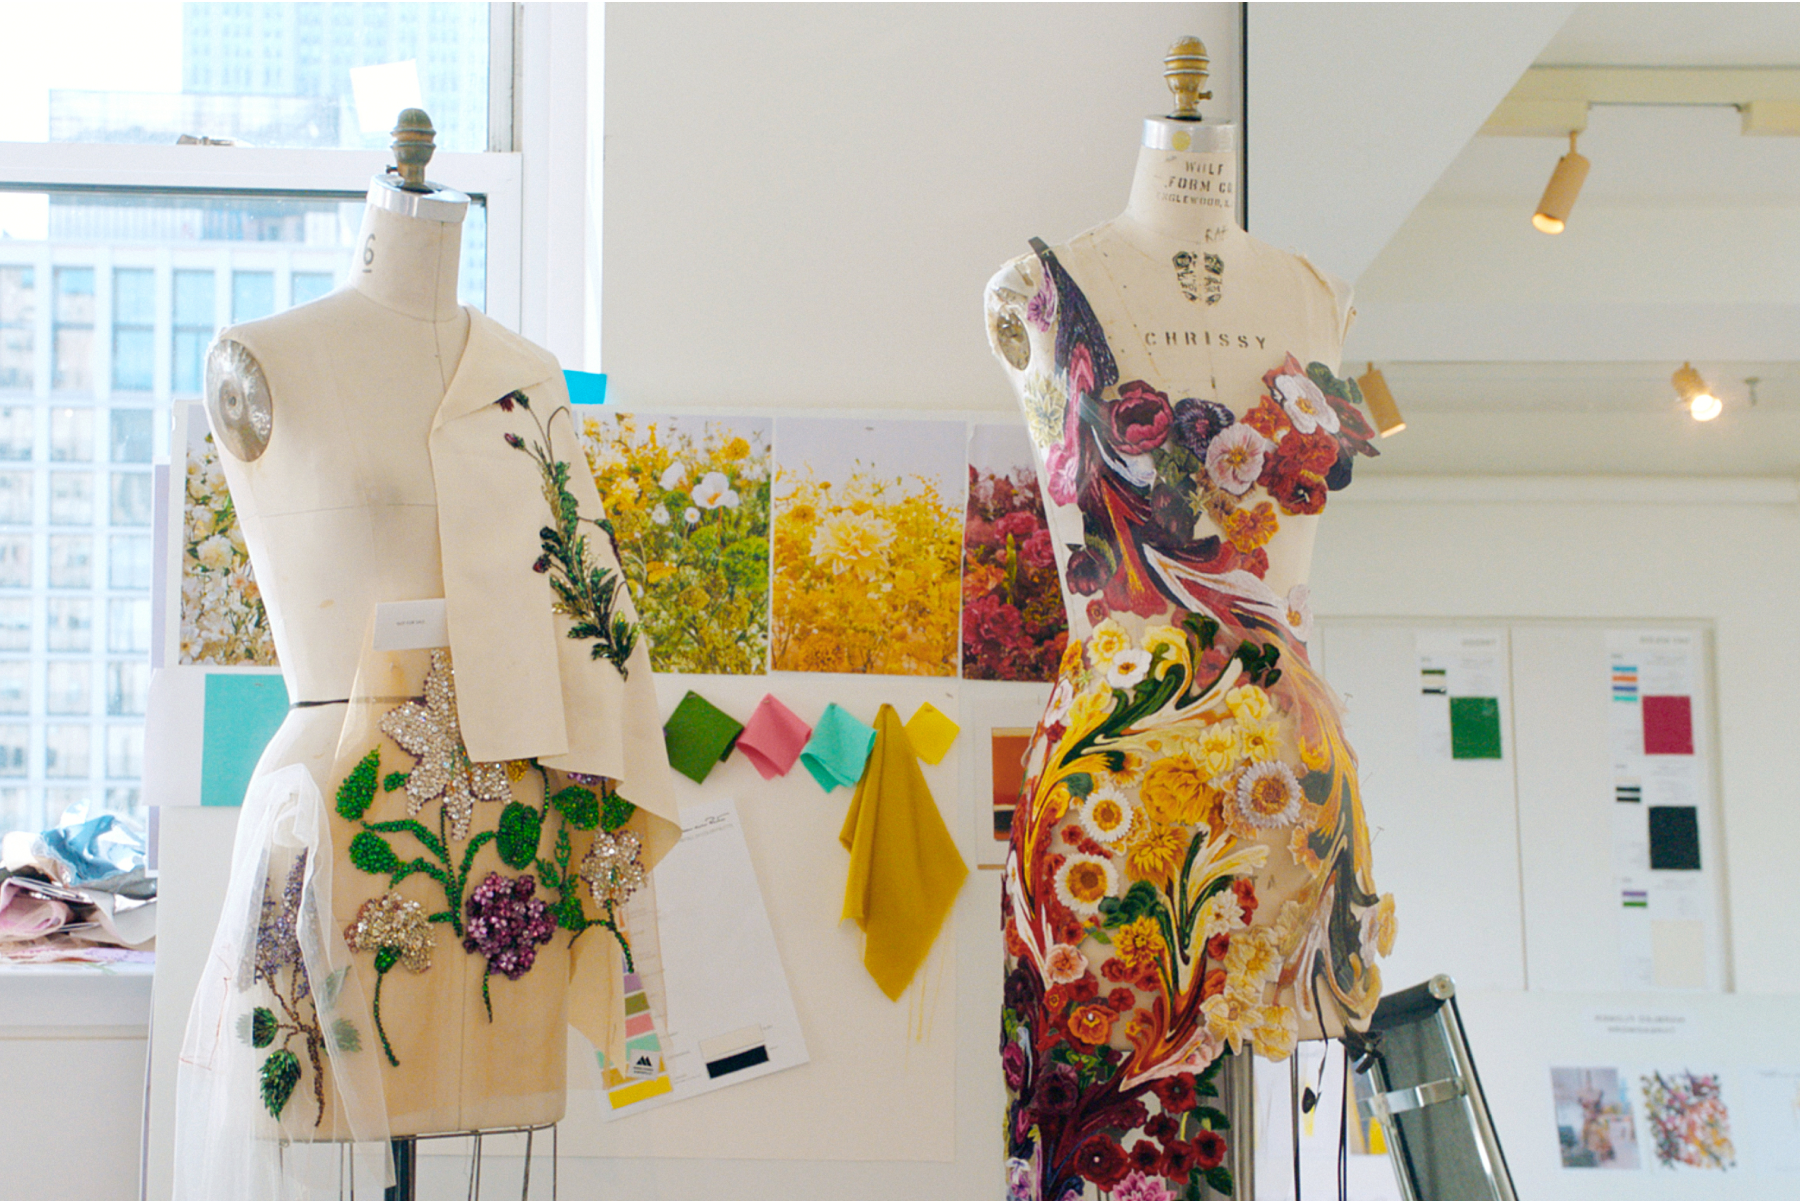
[204,177,573,1136]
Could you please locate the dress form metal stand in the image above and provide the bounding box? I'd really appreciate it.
[336,1121,557,1201]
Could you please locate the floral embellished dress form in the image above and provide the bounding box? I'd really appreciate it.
[986,235,1396,1201]
[175,301,680,1195]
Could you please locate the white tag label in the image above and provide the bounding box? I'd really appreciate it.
[628,1050,661,1079]
[373,599,450,651]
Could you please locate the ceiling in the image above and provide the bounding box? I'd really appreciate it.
[1345,2,1800,476]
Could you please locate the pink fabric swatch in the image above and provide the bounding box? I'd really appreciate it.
[736,694,813,780]
[1643,695,1694,755]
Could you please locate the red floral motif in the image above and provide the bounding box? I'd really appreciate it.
[1074,1136,1133,1189]
[1104,381,1174,455]
[1231,878,1259,924]
[962,464,1069,682]
[1192,1128,1229,1170]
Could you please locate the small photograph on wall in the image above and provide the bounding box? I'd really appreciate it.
[1551,1066,1641,1170]
[770,417,963,676]
[1737,1067,1800,1174]
[1640,1068,1735,1171]
[179,406,276,666]
[988,726,1035,858]
[580,411,772,675]
[961,424,1067,682]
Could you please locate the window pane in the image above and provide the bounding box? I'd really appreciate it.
[0,600,30,651]
[106,724,144,779]
[0,267,34,391]
[291,270,333,305]
[44,724,90,778]
[53,327,94,392]
[0,536,31,588]
[105,598,145,653]
[110,473,153,525]
[49,472,95,525]
[0,409,33,461]
[18,3,491,152]
[172,269,215,327]
[112,326,155,391]
[0,787,27,829]
[46,787,92,824]
[110,409,153,463]
[109,534,151,589]
[0,726,27,777]
[233,270,275,323]
[0,473,32,524]
[114,267,156,325]
[48,598,94,652]
[107,660,149,716]
[48,535,93,588]
[54,267,95,323]
[105,785,141,819]
[46,660,91,715]
[0,661,28,714]
[173,328,209,395]
[50,408,94,461]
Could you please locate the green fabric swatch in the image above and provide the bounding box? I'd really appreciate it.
[662,690,744,784]
[1449,696,1503,759]
[200,673,290,806]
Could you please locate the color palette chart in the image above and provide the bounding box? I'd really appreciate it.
[1606,629,1718,990]
[1415,629,1507,760]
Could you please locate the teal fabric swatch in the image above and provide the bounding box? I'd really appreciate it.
[800,703,877,793]
[201,673,290,807]
[563,370,608,405]
[662,690,744,784]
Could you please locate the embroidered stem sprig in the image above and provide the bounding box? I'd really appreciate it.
[344,893,433,1067]
[497,391,639,676]
[540,783,642,970]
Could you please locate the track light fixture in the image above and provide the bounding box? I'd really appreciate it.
[1354,364,1406,436]
[1532,131,1590,235]
[1672,362,1721,422]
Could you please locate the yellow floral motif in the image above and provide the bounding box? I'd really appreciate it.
[1250,1005,1299,1059]
[1137,755,1215,828]
[1236,719,1282,764]
[771,465,960,676]
[1369,894,1398,958]
[1224,927,1281,998]
[1140,625,1191,676]
[1197,722,1241,778]
[1198,889,1245,940]
[1200,992,1252,1048]
[1058,638,1087,679]
[1125,821,1187,885]
[1088,618,1131,667]
[1224,685,1272,724]
[1056,854,1115,918]
[1113,916,1167,971]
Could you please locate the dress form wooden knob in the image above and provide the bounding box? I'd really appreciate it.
[391,108,437,193]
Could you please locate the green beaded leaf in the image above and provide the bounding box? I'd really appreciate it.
[496,802,543,869]
[330,1017,362,1054]
[250,1006,277,1048]
[382,770,408,793]
[336,749,381,821]
[259,1048,302,1118]
[348,831,400,877]
[374,945,401,974]
[548,786,599,831]
[600,794,637,833]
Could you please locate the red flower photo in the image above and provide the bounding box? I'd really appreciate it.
[963,425,1069,682]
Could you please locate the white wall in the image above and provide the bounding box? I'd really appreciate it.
[1317,477,1800,995]
[600,2,1241,413]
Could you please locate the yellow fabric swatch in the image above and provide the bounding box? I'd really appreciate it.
[839,704,969,1000]
[903,701,961,766]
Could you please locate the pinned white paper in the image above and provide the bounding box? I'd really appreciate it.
[372,599,449,651]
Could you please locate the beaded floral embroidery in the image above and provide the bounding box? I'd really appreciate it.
[496,390,640,676]
[344,892,432,1066]
[378,649,510,841]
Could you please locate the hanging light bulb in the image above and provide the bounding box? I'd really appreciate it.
[1354,363,1406,436]
[1672,362,1721,422]
[1532,131,1590,234]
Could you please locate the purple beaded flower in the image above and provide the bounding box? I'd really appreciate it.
[462,872,556,1019]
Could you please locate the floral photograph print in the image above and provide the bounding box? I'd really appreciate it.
[771,417,963,677]
[181,414,276,666]
[580,412,772,675]
[963,424,1067,682]
[1552,1066,1641,1170]
[1640,1069,1735,1171]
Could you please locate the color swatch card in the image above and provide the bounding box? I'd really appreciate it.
[1415,630,1506,760]
[598,794,808,1119]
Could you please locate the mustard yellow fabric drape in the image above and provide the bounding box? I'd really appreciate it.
[838,704,969,1000]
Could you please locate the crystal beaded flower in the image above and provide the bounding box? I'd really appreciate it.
[379,649,511,840]
[344,892,434,974]
[246,851,310,999]
[579,828,645,908]
[462,873,556,981]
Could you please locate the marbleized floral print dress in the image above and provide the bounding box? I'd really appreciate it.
[991,239,1396,1201]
